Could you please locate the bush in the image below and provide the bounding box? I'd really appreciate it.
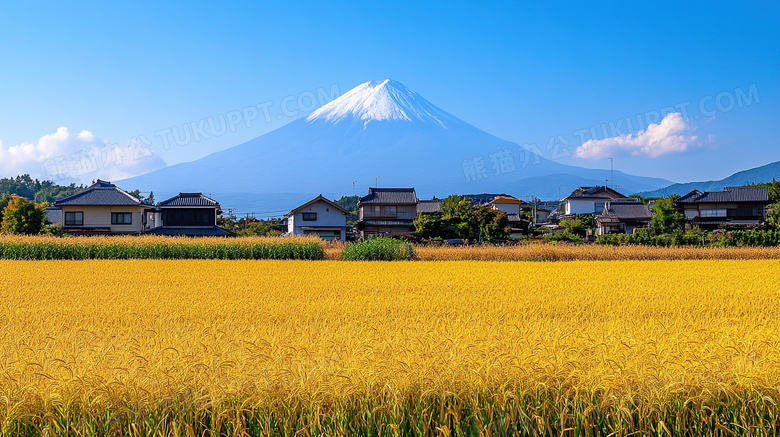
[597,227,711,246]
[724,230,780,247]
[342,237,416,261]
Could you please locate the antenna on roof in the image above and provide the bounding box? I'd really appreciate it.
[375,177,379,188]
[608,157,615,188]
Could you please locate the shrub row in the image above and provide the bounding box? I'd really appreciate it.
[0,235,325,260]
[597,228,780,247]
[342,237,416,261]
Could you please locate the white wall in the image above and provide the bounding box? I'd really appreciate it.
[492,203,521,215]
[288,199,347,241]
[566,199,605,214]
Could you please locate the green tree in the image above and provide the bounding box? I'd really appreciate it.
[335,195,359,222]
[560,219,585,237]
[1,195,47,235]
[574,213,595,229]
[0,193,11,215]
[472,205,509,242]
[415,196,509,241]
[237,220,282,237]
[651,197,685,234]
[441,196,473,221]
[746,180,780,203]
[766,204,780,230]
[413,211,446,239]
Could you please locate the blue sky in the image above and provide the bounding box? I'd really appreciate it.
[0,1,778,184]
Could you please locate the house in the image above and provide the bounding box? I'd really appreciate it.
[357,187,419,238]
[562,186,627,215]
[488,195,522,215]
[285,194,348,241]
[417,199,442,214]
[488,195,526,236]
[44,207,63,226]
[53,180,149,235]
[595,199,652,235]
[534,206,552,224]
[146,192,233,236]
[675,187,770,230]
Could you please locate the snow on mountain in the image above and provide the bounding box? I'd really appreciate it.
[120,79,673,215]
[306,79,455,127]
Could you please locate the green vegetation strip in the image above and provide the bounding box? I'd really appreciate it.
[0,237,325,260]
[4,390,778,436]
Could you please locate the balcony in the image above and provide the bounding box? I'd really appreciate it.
[360,211,416,220]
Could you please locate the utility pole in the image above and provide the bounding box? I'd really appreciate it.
[352,181,356,194]
[375,177,379,188]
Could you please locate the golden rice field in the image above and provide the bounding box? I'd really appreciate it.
[1,259,779,436]
[324,241,780,261]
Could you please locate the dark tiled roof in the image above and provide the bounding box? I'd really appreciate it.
[287,195,349,216]
[158,193,220,207]
[359,187,418,205]
[44,207,62,225]
[146,226,234,236]
[564,186,627,200]
[676,187,769,204]
[54,180,141,206]
[601,199,652,220]
[417,200,442,213]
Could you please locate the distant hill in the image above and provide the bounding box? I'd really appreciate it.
[0,174,84,204]
[637,161,780,198]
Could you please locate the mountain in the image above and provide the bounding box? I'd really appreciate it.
[637,161,780,198]
[120,79,672,215]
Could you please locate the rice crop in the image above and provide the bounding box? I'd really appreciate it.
[0,259,778,435]
[326,241,780,261]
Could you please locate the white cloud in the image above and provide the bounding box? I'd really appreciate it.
[574,112,701,159]
[0,127,166,184]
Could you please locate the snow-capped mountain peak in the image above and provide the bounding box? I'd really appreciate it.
[307,79,453,127]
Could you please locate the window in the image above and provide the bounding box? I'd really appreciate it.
[380,205,397,216]
[302,212,317,221]
[163,209,214,226]
[594,202,605,213]
[111,212,133,225]
[700,208,726,218]
[64,212,83,226]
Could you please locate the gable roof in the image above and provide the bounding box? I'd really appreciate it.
[44,207,62,225]
[53,180,141,206]
[287,195,349,216]
[563,186,627,201]
[489,195,523,205]
[417,200,442,213]
[359,187,418,205]
[158,192,220,207]
[601,199,652,220]
[676,187,769,204]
